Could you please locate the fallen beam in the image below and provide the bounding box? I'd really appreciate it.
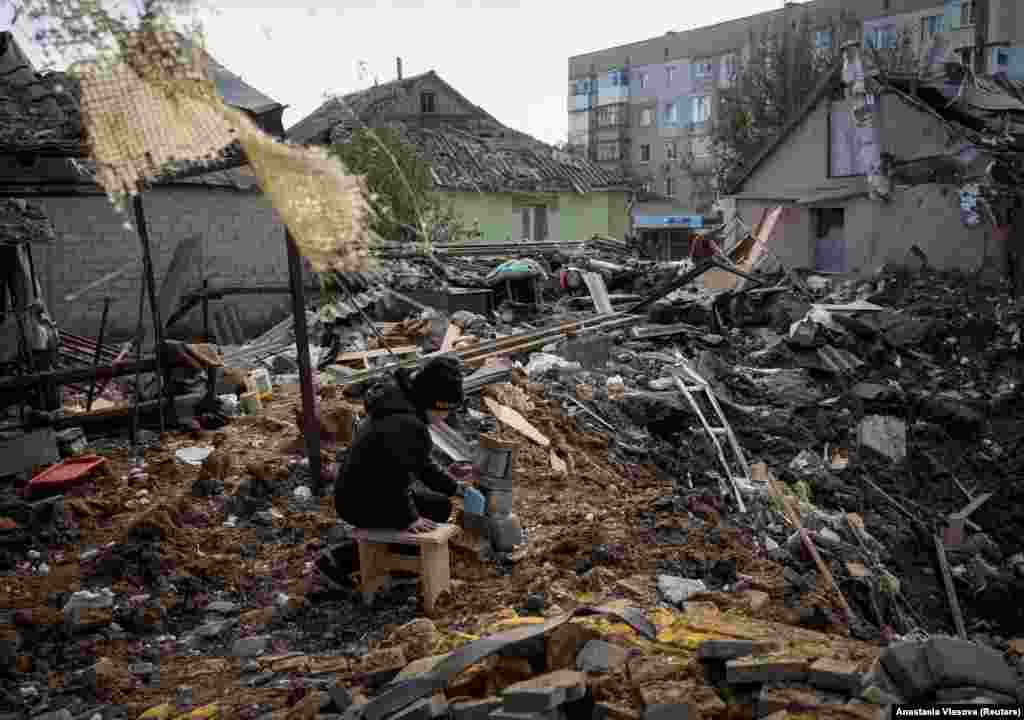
[0,357,157,394]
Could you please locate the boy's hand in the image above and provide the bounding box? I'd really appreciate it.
[407,517,439,534]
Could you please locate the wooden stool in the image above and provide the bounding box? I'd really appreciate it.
[351,524,459,616]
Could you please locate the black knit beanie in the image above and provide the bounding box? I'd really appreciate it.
[411,357,464,411]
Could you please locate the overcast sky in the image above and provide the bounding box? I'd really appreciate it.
[3,0,789,145]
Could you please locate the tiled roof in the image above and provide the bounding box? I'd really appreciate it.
[0,33,85,156]
[333,122,627,194]
[0,198,57,245]
[287,70,508,145]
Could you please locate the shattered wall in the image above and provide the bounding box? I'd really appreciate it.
[33,188,291,339]
[734,184,1003,274]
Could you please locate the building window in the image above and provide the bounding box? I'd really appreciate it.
[607,69,629,86]
[665,176,675,197]
[720,53,738,87]
[691,95,709,125]
[640,108,653,127]
[533,205,549,242]
[640,144,651,162]
[641,181,653,193]
[693,60,713,79]
[865,26,897,50]
[961,1,974,27]
[665,141,678,160]
[666,66,676,85]
[597,105,625,127]
[922,14,942,39]
[597,141,621,162]
[814,30,833,50]
[638,72,648,89]
[997,49,1010,67]
[420,91,437,114]
[664,101,679,124]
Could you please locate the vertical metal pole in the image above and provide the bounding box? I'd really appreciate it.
[86,297,111,411]
[286,229,322,493]
[202,278,215,400]
[132,194,167,434]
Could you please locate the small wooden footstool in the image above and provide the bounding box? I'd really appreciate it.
[351,524,459,616]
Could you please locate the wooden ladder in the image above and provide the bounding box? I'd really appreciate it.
[669,360,749,513]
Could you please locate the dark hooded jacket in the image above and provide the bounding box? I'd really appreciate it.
[333,378,457,529]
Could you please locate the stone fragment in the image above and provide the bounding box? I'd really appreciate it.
[393,654,451,683]
[878,641,933,700]
[697,640,779,662]
[389,618,439,661]
[641,704,694,720]
[743,590,771,612]
[502,669,587,713]
[450,697,502,720]
[924,636,1021,699]
[575,640,633,674]
[389,695,448,720]
[808,657,864,695]
[757,687,822,716]
[656,576,706,607]
[232,635,271,658]
[726,658,809,685]
[857,416,906,462]
[206,601,239,615]
[545,623,599,672]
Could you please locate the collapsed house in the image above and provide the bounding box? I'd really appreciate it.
[288,68,635,245]
[0,31,296,339]
[723,44,1024,277]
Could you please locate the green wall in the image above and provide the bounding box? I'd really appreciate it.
[444,189,630,243]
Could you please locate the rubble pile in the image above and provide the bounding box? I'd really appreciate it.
[2,247,1023,720]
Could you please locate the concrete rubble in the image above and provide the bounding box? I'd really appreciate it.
[1,239,1023,720]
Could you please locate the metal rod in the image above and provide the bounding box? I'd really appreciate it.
[203,278,216,400]
[133,194,168,434]
[129,274,147,450]
[286,229,323,494]
[85,297,111,411]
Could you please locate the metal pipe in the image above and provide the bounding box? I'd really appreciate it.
[285,230,322,494]
[85,297,111,411]
[133,194,168,433]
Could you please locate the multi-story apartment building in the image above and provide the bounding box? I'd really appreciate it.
[568,0,1024,238]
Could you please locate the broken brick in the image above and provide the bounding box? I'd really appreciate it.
[726,658,808,686]
[575,640,633,674]
[502,669,587,713]
[808,657,864,695]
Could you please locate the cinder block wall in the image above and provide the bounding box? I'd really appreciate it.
[33,187,294,342]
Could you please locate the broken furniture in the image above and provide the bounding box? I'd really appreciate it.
[351,523,458,616]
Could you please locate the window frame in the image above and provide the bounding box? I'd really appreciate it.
[665,176,675,197]
[665,101,679,124]
[638,72,648,89]
[814,29,833,50]
[691,95,709,125]
[665,141,678,161]
[693,59,713,79]
[420,91,437,114]
[640,107,653,127]
[666,66,676,85]
[640,143,651,163]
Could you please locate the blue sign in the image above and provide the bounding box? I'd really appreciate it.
[633,215,704,229]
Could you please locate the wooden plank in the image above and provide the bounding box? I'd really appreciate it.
[582,272,614,314]
[483,396,550,447]
[934,534,968,639]
[950,491,994,521]
[350,523,459,546]
[440,323,463,353]
[337,345,418,363]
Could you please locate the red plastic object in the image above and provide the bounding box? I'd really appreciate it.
[30,455,107,493]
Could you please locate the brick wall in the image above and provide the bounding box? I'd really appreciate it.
[33,186,295,342]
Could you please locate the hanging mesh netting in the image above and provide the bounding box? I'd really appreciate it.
[74,26,373,272]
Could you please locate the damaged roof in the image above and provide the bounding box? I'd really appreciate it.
[0,198,58,245]
[0,31,285,161]
[332,122,627,195]
[0,32,84,156]
[731,61,1024,195]
[288,70,507,145]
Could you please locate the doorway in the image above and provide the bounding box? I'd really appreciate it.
[812,207,846,272]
